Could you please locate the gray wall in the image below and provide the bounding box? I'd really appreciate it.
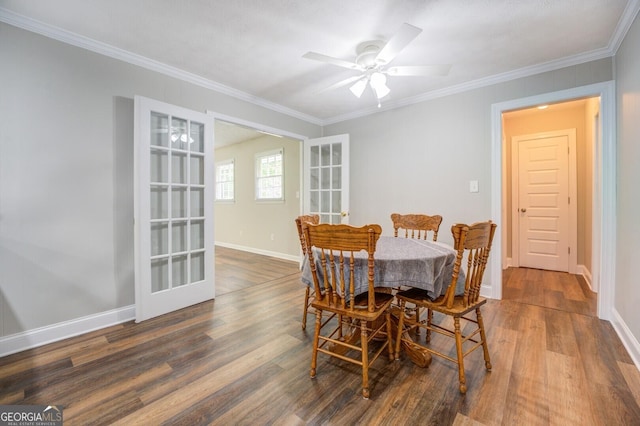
[0,23,321,338]
[615,12,640,345]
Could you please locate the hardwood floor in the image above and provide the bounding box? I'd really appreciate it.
[1,249,639,425]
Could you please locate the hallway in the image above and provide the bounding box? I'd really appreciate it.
[502,267,597,317]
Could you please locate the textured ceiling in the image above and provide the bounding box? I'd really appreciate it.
[0,0,636,124]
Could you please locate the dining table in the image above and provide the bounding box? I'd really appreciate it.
[300,235,464,300]
[300,235,465,368]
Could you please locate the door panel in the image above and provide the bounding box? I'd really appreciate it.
[135,96,215,322]
[304,135,349,224]
[516,134,569,271]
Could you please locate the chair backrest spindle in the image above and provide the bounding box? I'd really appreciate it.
[391,213,442,241]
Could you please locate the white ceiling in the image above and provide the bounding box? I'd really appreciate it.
[0,0,637,125]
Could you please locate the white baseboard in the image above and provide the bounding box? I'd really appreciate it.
[576,264,593,291]
[0,305,135,357]
[611,308,640,370]
[215,242,299,262]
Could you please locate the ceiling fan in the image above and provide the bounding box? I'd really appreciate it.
[303,23,451,106]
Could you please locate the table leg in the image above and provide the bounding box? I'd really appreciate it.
[390,306,432,368]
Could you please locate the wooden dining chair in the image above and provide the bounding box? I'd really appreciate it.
[394,220,497,394]
[391,213,443,241]
[302,222,395,399]
[295,214,320,330]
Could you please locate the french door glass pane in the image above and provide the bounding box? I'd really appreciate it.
[151,150,168,182]
[191,122,205,153]
[150,186,168,219]
[321,168,330,190]
[191,220,204,250]
[151,113,169,147]
[321,144,330,166]
[190,155,204,185]
[332,191,341,213]
[172,152,187,184]
[151,222,169,256]
[332,143,342,165]
[310,169,319,190]
[172,220,187,252]
[171,117,188,150]
[172,188,187,218]
[321,191,329,214]
[191,252,204,282]
[172,255,188,287]
[151,259,169,292]
[332,166,341,189]
[310,145,319,167]
[191,187,204,217]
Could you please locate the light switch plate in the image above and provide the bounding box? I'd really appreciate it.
[469,180,479,193]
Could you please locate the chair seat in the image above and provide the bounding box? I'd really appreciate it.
[396,287,487,316]
[312,291,394,321]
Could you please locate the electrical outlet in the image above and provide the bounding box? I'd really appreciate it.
[270,233,275,241]
[469,180,479,193]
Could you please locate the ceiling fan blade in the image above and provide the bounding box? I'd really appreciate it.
[319,75,366,93]
[385,64,451,77]
[375,23,422,65]
[303,52,362,70]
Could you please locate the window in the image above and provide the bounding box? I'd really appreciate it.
[215,159,234,201]
[255,149,283,200]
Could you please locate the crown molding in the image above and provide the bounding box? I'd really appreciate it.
[610,0,640,53]
[0,7,324,126]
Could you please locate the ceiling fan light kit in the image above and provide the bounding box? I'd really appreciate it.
[303,22,450,107]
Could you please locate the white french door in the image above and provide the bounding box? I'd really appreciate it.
[134,96,215,322]
[303,135,350,224]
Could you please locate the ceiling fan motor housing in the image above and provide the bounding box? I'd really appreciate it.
[355,40,386,68]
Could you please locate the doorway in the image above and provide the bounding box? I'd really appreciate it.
[505,104,587,274]
[490,81,616,321]
[208,112,307,263]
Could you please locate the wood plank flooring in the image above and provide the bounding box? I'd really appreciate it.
[1,247,639,425]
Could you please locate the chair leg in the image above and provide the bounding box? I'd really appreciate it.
[476,308,492,371]
[310,310,322,379]
[453,317,467,394]
[385,311,394,361]
[360,319,370,399]
[394,300,407,360]
[302,287,310,330]
[426,309,433,343]
[414,306,421,337]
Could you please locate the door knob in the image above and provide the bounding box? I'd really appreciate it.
[520,208,527,213]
